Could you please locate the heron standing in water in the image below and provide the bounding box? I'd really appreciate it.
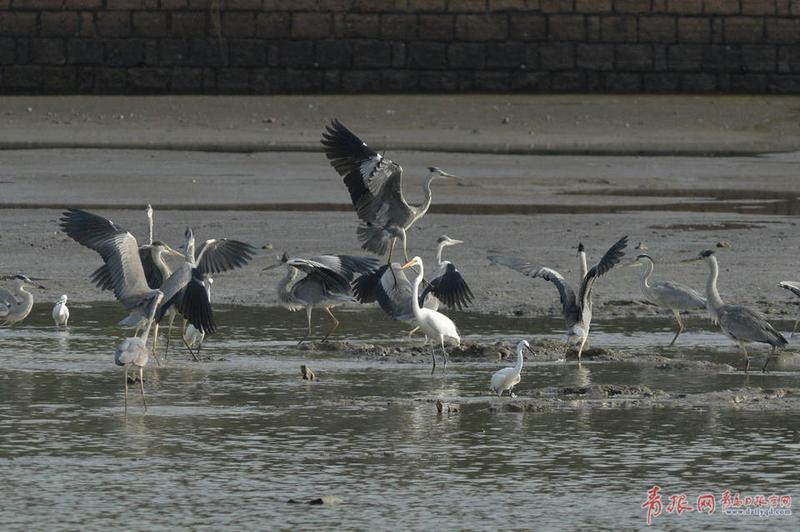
[489,236,628,361]
[321,119,461,265]
[52,294,70,327]
[490,340,534,397]
[629,253,706,346]
[683,250,787,372]
[0,275,46,326]
[400,256,461,373]
[265,253,380,343]
[778,281,800,337]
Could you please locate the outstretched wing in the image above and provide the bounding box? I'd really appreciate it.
[90,245,163,291]
[310,254,381,282]
[779,281,800,299]
[488,255,540,277]
[578,235,628,315]
[286,258,352,295]
[532,267,580,327]
[59,208,151,305]
[421,262,473,311]
[195,239,257,275]
[321,119,413,226]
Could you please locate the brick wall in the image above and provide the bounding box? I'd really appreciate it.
[1,0,799,93]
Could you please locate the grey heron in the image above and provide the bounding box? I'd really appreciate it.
[778,281,800,337]
[683,250,787,372]
[265,253,381,343]
[489,236,628,361]
[0,275,46,326]
[630,253,706,346]
[400,256,461,373]
[321,119,460,264]
[52,294,69,327]
[115,291,163,413]
[418,235,474,312]
[182,278,213,360]
[490,340,534,397]
[59,210,223,340]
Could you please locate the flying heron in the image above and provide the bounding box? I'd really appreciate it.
[629,253,706,346]
[683,250,787,372]
[321,119,460,264]
[401,256,461,373]
[0,275,46,326]
[52,294,70,327]
[777,281,800,337]
[489,236,628,361]
[60,210,219,341]
[490,340,534,397]
[265,253,381,343]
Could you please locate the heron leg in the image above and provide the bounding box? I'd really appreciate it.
[738,342,750,373]
[407,326,420,338]
[792,319,799,339]
[322,307,340,343]
[183,336,200,362]
[387,237,399,284]
[669,309,684,347]
[150,323,161,367]
[123,366,128,413]
[139,366,147,412]
[164,313,175,359]
[441,338,449,370]
[577,336,588,362]
[763,346,778,372]
[298,306,313,345]
[430,344,437,375]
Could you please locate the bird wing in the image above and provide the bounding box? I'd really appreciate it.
[488,255,540,277]
[321,119,413,226]
[138,245,165,289]
[578,236,628,319]
[650,280,706,309]
[194,238,257,275]
[718,305,787,347]
[421,262,474,311]
[59,208,152,305]
[779,281,800,298]
[375,265,416,321]
[309,254,381,282]
[352,264,388,304]
[156,264,216,334]
[533,268,580,327]
[286,258,352,295]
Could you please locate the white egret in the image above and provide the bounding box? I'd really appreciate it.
[400,256,460,373]
[52,294,70,327]
[490,340,534,397]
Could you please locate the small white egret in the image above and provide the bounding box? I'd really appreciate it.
[491,340,534,397]
[400,256,460,373]
[52,294,69,327]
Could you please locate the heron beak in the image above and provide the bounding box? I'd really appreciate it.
[165,245,185,258]
[627,260,641,268]
[439,171,463,182]
[680,257,701,264]
[262,262,282,271]
[400,258,418,270]
[450,239,464,245]
[525,345,535,357]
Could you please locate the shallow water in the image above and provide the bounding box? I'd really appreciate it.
[2,304,799,530]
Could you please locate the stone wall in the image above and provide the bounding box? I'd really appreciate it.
[1,0,799,93]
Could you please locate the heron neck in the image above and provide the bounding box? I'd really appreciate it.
[578,252,588,280]
[410,263,424,317]
[141,294,163,342]
[705,257,725,313]
[411,174,436,227]
[436,242,446,266]
[277,268,299,305]
[639,259,655,289]
[147,213,153,246]
[514,346,524,372]
[152,249,172,284]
